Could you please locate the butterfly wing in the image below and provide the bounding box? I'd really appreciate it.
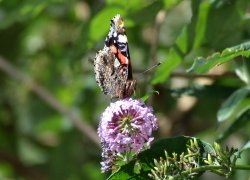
[105,15,133,80]
[94,14,136,99]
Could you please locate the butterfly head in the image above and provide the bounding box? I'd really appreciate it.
[111,14,126,34]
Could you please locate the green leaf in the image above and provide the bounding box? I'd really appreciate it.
[217,86,250,123]
[106,0,157,13]
[234,141,250,158]
[240,141,250,152]
[151,26,189,84]
[88,7,125,44]
[151,0,202,84]
[152,0,243,84]
[108,136,213,180]
[36,115,70,134]
[217,107,250,143]
[235,58,250,85]
[127,1,164,25]
[203,0,243,49]
[140,91,159,102]
[163,0,182,10]
[239,141,250,154]
[192,1,210,48]
[0,163,14,178]
[188,41,250,73]
[0,1,48,30]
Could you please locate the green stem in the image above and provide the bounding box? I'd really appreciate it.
[174,165,221,178]
[173,164,250,178]
[235,165,250,170]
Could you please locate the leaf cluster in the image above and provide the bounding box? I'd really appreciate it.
[109,137,249,180]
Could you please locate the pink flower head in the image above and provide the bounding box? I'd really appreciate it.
[98,98,157,170]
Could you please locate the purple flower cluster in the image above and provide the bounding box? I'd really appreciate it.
[98,98,158,172]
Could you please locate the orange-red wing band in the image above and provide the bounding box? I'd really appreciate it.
[117,49,128,65]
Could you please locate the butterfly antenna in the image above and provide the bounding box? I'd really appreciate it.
[138,62,161,76]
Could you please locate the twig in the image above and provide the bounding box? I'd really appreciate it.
[234,165,250,170]
[149,10,166,66]
[0,56,100,147]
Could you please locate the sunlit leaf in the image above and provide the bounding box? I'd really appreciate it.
[140,90,159,102]
[106,0,153,12]
[234,140,250,158]
[163,0,182,9]
[193,1,210,48]
[188,41,250,73]
[217,86,250,123]
[235,58,250,85]
[239,141,250,154]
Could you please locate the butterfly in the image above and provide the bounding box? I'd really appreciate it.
[94,14,136,99]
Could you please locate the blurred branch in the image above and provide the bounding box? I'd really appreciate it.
[146,10,166,105]
[149,10,166,65]
[0,149,45,179]
[0,56,100,147]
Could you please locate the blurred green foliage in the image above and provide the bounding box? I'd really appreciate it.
[0,0,249,179]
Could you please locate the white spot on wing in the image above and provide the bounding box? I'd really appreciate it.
[118,35,128,43]
[114,58,120,68]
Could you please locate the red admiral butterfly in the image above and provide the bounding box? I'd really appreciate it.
[94,14,136,99]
